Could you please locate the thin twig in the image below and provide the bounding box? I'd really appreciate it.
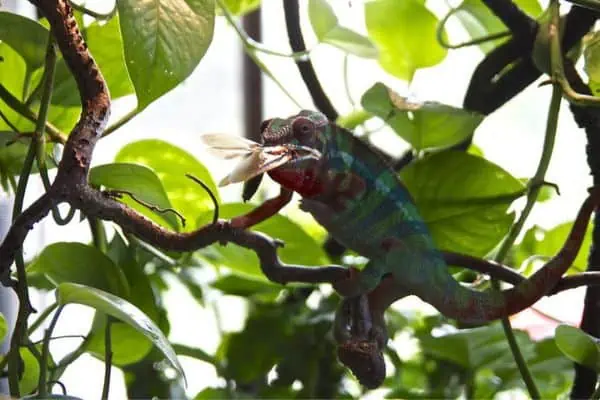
[185,174,219,224]
[70,1,117,20]
[101,318,113,400]
[38,305,64,398]
[103,189,187,228]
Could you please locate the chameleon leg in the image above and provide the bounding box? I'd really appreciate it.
[229,187,293,229]
[333,260,385,297]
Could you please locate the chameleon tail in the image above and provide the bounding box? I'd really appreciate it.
[413,187,600,324]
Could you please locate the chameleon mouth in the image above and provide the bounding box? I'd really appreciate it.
[200,133,322,186]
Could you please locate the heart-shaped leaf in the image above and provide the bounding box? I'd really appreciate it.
[56,282,185,381]
[27,242,129,297]
[362,82,484,150]
[117,0,215,109]
[400,151,523,256]
[90,162,180,230]
[555,324,600,371]
[116,140,219,230]
[0,11,48,71]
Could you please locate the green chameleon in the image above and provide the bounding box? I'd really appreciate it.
[211,110,600,388]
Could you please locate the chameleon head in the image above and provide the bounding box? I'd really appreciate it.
[260,110,329,195]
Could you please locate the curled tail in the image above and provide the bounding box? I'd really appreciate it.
[411,187,600,324]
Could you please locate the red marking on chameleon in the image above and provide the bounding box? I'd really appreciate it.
[269,169,324,197]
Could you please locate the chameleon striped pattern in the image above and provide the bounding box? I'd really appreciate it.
[264,110,599,324]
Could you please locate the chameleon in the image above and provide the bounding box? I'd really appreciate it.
[204,110,600,388]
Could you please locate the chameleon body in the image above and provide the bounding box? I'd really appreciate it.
[227,110,599,387]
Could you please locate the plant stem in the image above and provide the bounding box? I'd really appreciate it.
[38,305,64,397]
[490,84,562,400]
[101,318,113,400]
[27,302,58,336]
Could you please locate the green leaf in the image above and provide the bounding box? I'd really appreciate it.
[87,233,160,365]
[221,0,261,15]
[362,82,484,150]
[56,282,185,380]
[211,274,283,299]
[514,221,592,275]
[0,11,48,71]
[198,203,329,279]
[454,0,542,53]
[584,31,600,97]
[28,242,129,296]
[0,312,6,343]
[365,0,446,80]
[115,139,219,230]
[49,14,134,107]
[117,0,215,109]
[308,0,377,58]
[0,44,34,133]
[400,151,523,256]
[90,162,180,230]
[19,347,41,395]
[555,324,600,371]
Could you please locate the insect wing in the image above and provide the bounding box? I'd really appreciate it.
[200,134,260,160]
[219,149,291,186]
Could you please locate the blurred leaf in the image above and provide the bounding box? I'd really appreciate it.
[454,0,542,53]
[221,0,261,16]
[555,324,600,371]
[19,347,40,395]
[117,0,215,109]
[116,139,219,230]
[0,11,48,71]
[514,221,592,275]
[400,151,523,256]
[87,233,160,365]
[309,0,377,58]
[0,312,6,343]
[211,274,283,299]
[365,0,446,80]
[0,44,34,133]
[28,242,129,296]
[90,162,180,230]
[56,282,185,380]
[362,82,483,150]
[584,31,600,97]
[198,203,329,279]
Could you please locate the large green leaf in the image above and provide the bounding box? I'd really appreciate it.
[87,234,160,365]
[117,0,215,109]
[27,242,129,297]
[0,312,6,343]
[400,151,523,256]
[19,347,41,395]
[308,0,377,58]
[0,11,48,71]
[90,162,180,230]
[555,324,600,371]
[362,82,484,150]
[49,14,134,107]
[115,139,219,230]
[198,203,329,279]
[365,0,446,80]
[0,44,34,133]
[514,221,592,275]
[454,0,542,53]
[211,274,283,300]
[56,282,185,380]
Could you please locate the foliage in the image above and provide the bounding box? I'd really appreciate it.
[0,0,599,399]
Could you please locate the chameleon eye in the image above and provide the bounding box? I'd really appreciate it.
[293,117,314,138]
[259,118,272,133]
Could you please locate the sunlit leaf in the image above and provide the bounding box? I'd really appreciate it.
[28,242,130,296]
[555,325,600,371]
[221,0,261,15]
[56,282,185,380]
[0,11,48,71]
[117,0,215,109]
[362,82,483,150]
[400,151,523,256]
[116,139,219,230]
[365,0,446,80]
[90,162,181,230]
